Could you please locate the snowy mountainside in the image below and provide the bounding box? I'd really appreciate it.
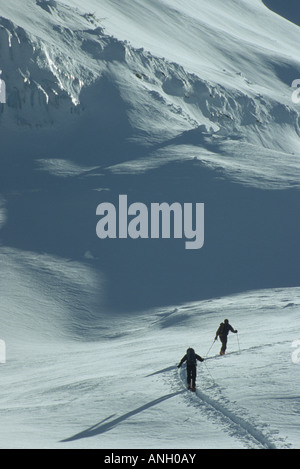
[0,0,299,449]
[0,285,299,449]
[0,4,113,125]
[0,0,299,180]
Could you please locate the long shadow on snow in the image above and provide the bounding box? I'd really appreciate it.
[60,390,184,443]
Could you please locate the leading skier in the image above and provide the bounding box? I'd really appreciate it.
[215,319,238,355]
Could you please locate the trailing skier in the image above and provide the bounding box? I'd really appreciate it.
[215,319,238,355]
[177,347,204,391]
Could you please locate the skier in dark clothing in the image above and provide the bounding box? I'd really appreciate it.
[215,319,238,355]
[177,347,204,391]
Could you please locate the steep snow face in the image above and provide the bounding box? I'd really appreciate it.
[0,0,299,450]
[0,5,103,126]
[57,0,300,117]
[0,0,299,176]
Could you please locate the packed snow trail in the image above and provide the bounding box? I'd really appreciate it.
[177,366,277,449]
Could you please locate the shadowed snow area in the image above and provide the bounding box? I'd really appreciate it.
[263,0,300,27]
[0,0,299,449]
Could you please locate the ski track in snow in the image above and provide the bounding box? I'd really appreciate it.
[173,365,279,449]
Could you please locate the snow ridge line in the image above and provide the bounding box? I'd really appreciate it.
[177,367,277,449]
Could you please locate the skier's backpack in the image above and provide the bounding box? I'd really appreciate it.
[218,322,225,336]
[186,348,196,366]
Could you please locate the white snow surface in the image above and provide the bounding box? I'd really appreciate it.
[0,0,299,449]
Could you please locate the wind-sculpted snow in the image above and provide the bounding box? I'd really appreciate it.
[1,0,299,153]
[0,0,299,449]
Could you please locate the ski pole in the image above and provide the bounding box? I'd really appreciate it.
[203,360,216,384]
[205,339,216,357]
[236,333,241,353]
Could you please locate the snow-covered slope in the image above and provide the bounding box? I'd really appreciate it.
[0,283,299,449]
[0,0,299,449]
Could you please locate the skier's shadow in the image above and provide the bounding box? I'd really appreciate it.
[60,390,184,443]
